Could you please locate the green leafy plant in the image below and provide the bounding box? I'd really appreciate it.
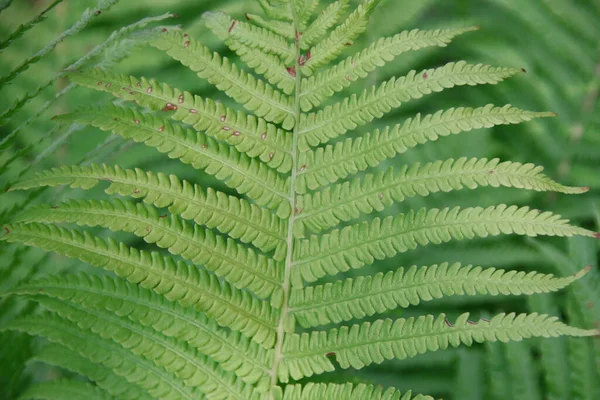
[1,0,598,399]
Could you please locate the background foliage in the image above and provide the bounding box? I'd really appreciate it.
[0,1,598,399]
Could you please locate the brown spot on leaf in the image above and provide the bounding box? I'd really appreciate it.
[423,72,428,79]
[287,67,296,77]
[261,132,267,140]
[184,40,190,48]
[147,87,153,94]
[220,115,226,122]
[105,83,111,88]
[325,352,336,357]
[232,131,241,136]
[97,81,103,86]
[134,119,140,124]
[162,103,178,112]
[178,94,184,104]
[190,109,198,114]
[229,20,237,33]
[269,152,274,160]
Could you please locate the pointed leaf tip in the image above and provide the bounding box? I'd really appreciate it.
[595,232,600,239]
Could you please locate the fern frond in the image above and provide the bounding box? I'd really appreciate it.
[31,296,260,399]
[302,0,382,73]
[14,273,273,389]
[32,344,152,400]
[150,30,296,128]
[0,0,119,88]
[14,199,282,299]
[5,314,203,400]
[503,341,544,400]
[300,0,350,50]
[527,294,570,400]
[0,223,279,347]
[68,70,294,174]
[0,0,63,52]
[244,13,295,40]
[300,27,478,111]
[296,105,555,191]
[289,263,591,327]
[204,12,295,63]
[295,0,320,29]
[292,206,597,285]
[10,164,287,259]
[296,157,589,234]
[280,382,433,400]
[55,106,292,214]
[566,294,600,400]
[18,380,114,400]
[280,313,599,381]
[298,62,522,150]
[256,0,293,22]
[204,12,296,95]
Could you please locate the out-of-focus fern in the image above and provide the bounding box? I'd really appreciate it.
[1,1,599,399]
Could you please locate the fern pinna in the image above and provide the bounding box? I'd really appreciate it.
[1,0,599,399]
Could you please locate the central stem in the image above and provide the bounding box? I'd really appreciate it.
[268,3,303,397]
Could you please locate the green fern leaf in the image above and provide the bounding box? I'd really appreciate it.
[55,107,291,215]
[300,0,350,50]
[5,314,203,400]
[295,0,320,29]
[205,11,296,95]
[280,312,599,381]
[296,157,589,234]
[298,62,522,150]
[0,0,119,88]
[300,26,478,111]
[280,382,433,400]
[32,344,153,400]
[256,0,293,22]
[296,105,555,192]
[0,223,279,347]
[150,30,296,129]
[18,380,114,400]
[289,263,591,327]
[30,296,260,399]
[13,273,273,390]
[0,0,64,52]
[244,13,295,40]
[13,199,282,299]
[292,205,597,285]
[9,164,287,257]
[67,70,294,174]
[204,11,295,63]
[302,0,382,73]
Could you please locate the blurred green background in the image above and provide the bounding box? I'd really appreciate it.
[1,1,598,399]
